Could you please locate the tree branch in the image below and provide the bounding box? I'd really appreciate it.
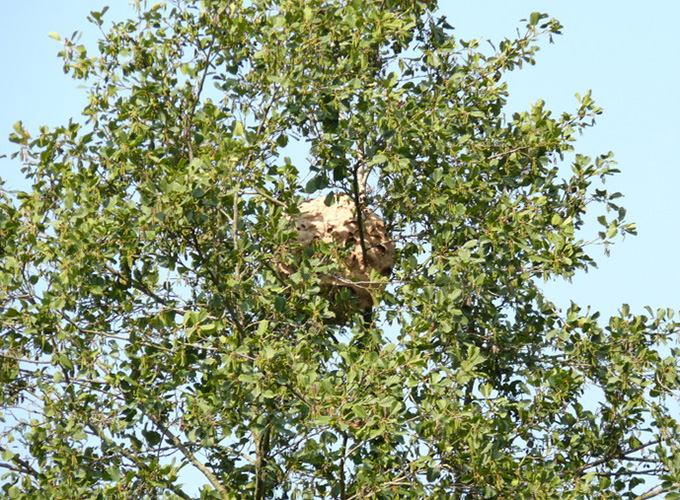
[351,162,369,267]
[151,416,229,500]
[183,38,216,162]
[576,439,660,475]
[340,431,348,500]
[0,445,42,481]
[632,486,668,500]
[254,419,272,500]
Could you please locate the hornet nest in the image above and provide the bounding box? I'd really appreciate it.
[279,194,395,321]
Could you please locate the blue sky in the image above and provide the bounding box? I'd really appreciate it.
[442,1,680,320]
[1,1,679,320]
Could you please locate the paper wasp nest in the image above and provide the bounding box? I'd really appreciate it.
[283,195,395,314]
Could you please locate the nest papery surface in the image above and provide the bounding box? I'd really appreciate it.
[288,195,395,310]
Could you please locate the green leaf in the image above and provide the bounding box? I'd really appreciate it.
[368,153,389,165]
[233,121,245,136]
[353,405,367,419]
[303,7,313,21]
[142,429,162,446]
[12,121,25,135]
[89,6,110,26]
[257,320,270,335]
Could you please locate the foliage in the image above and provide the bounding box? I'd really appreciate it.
[1,1,679,499]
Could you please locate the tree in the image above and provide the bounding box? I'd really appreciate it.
[1,0,679,498]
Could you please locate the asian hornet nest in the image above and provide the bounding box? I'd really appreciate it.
[278,195,395,322]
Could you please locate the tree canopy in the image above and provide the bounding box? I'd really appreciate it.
[1,1,679,499]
